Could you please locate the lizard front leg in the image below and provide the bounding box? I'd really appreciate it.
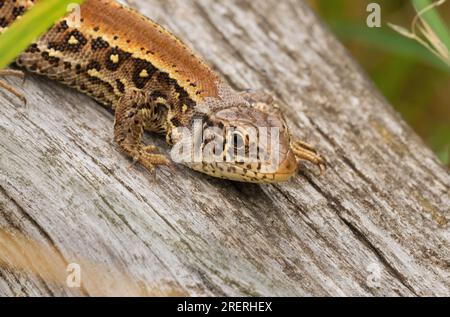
[0,69,27,105]
[114,88,171,173]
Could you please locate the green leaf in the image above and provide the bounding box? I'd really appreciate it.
[412,0,450,53]
[0,0,86,70]
[437,145,450,166]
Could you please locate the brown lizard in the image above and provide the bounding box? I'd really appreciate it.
[0,0,325,183]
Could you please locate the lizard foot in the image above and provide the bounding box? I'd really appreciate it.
[0,69,27,105]
[142,145,158,154]
[114,88,176,177]
[138,153,172,176]
[291,139,327,174]
[128,149,171,175]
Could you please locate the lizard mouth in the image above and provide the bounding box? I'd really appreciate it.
[187,150,298,183]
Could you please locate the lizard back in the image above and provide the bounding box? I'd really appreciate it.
[1,0,221,129]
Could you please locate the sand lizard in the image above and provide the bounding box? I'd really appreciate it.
[0,0,325,183]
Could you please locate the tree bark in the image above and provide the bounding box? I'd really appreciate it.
[0,0,449,296]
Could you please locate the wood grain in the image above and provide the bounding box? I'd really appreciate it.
[0,0,449,296]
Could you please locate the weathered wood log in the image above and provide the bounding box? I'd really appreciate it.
[0,0,449,297]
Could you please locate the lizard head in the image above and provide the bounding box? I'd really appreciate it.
[201,105,298,182]
[171,92,299,183]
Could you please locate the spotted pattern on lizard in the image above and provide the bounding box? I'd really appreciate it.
[0,0,325,183]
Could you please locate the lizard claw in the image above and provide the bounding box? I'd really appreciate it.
[127,148,172,177]
[291,139,327,174]
[0,81,27,106]
[142,145,158,154]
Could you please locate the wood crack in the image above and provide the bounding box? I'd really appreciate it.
[299,171,419,296]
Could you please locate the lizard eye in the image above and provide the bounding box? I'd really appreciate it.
[232,131,246,150]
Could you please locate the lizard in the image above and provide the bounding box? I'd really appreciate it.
[0,0,326,183]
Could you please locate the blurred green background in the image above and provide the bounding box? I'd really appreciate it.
[307,0,450,166]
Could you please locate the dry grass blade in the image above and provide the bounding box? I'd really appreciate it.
[389,0,450,67]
